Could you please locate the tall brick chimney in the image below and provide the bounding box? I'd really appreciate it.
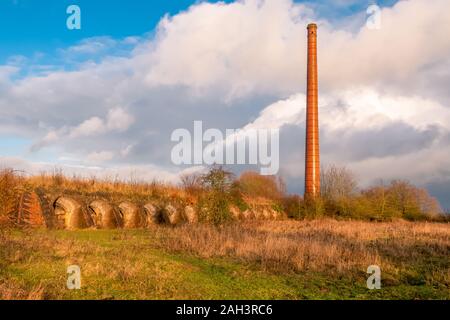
[305,23,320,198]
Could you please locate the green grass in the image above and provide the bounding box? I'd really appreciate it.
[0,229,448,300]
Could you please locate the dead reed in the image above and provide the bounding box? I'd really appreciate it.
[152,219,450,281]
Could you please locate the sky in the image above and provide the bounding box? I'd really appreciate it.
[1,0,450,209]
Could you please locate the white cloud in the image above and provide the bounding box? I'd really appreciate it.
[69,117,105,138]
[63,37,118,55]
[62,108,134,139]
[320,88,450,132]
[239,86,450,135]
[242,93,305,130]
[106,107,135,131]
[142,0,450,101]
[86,151,115,163]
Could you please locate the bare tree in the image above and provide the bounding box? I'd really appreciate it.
[321,165,358,201]
[180,172,203,194]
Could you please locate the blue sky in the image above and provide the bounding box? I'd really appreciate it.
[0,0,398,63]
[0,0,227,62]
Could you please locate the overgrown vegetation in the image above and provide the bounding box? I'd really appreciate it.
[237,171,285,200]
[197,166,235,225]
[0,165,447,228]
[282,165,445,222]
[0,169,23,226]
[195,165,445,222]
[0,220,448,299]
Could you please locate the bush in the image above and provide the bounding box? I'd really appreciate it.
[198,193,231,226]
[320,166,444,221]
[197,166,234,225]
[281,195,325,220]
[229,183,249,212]
[301,196,325,219]
[362,180,443,220]
[282,195,303,219]
[237,171,284,200]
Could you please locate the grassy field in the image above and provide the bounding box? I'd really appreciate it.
[1,219,449,300]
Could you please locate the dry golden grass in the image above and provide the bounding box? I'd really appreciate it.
[153,219,450,283]
[0,169,24,225]
[25,171,185,200]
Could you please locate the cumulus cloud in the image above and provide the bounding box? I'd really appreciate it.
[30,107,134,150]
[69,117,105,138]
[144,0,450,101]
[69,108,134,138]
[106,108,135,131]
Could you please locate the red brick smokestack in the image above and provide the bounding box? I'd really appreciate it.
[305,23,320,198]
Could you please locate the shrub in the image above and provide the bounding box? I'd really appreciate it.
[282,194,325,220]
[362,180,443,220]
[197,166,234,225]
[302,196,325,219]
[318,165,444,221]
[229,182,249,212]
[237,171,284,200]
[281,195,303,219]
